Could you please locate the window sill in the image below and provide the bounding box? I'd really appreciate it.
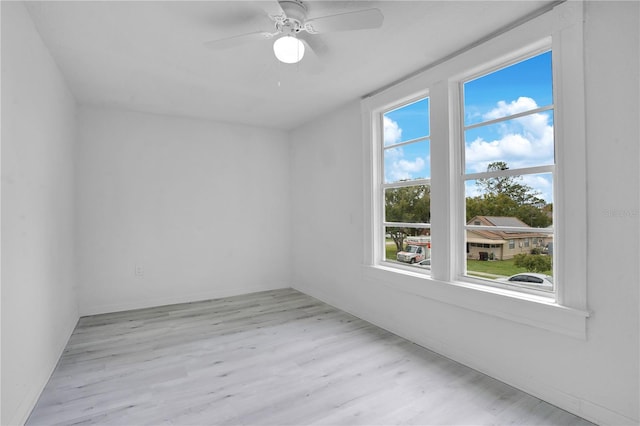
[363,264,590,339]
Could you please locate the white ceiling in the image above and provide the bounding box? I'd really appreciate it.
[25,1,555,130]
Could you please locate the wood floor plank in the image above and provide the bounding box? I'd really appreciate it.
[26,289,594,426]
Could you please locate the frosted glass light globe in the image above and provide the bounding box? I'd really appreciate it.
[273,36,305,64]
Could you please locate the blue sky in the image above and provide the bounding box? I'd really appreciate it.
[383,51,555,202]
[463,51,553,126]
[383,98,431,183]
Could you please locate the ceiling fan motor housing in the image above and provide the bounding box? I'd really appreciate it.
[278,0,308,28]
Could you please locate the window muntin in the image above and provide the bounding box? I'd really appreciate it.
[463,51,553,127]
[462,50,555,295]
[382,97,431,271]
[464,110,555,173]
[383,97,430,146]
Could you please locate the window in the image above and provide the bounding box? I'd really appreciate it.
[363,2,587,338]
[381,97,431,269]
[461,50,555,295]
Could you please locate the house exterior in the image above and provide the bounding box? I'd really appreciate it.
[466,216,552,260]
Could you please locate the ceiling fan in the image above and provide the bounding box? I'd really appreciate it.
[204,0,384,64]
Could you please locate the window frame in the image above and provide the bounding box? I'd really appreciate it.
[362,1,589,339]
[457,47,556,299]
[380,96,432,271]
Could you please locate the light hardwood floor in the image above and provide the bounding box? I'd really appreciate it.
[27,289,594,425]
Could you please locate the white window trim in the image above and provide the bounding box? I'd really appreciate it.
[362,2,589,339]
[381,96,432,269]
[454,46,557,300]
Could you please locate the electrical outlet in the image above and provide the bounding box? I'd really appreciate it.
[134,265,144,278]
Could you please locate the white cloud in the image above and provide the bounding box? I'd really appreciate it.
[385,147,427,182]
[383,116,429,182]
[399,157,425,172]
[383,116,402,146]
[464,180,482,198]
[466,97,554,173]
[483,97,538,120]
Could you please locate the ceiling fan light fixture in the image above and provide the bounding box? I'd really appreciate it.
[273,35,305,64]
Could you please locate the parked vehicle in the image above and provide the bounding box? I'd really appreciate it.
[415,258,431,269]
[499,273,553,290]
[396,236,431,264]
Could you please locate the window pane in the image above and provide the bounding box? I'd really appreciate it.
[385,185,431,223]
[464,51,552,126]
[465,110,554,174]
[383,97,430,146]
[384,227,431,268]
[465,172,553,228]
[465,231,554,292]
[465,170,554,291]
[384,140,430,184]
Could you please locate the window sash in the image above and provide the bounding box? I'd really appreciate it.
[458,49,556,297]
[464,165,554,181]
[384,222,431,229]
[462,105,554,132]
[382,178,430,190]
[383,135,430,150]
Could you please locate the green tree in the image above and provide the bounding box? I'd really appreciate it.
[475,161,546,205]
[385,184,430,252]
[513,253,552,273]
[467,162,551,227]
[466,193,519,219]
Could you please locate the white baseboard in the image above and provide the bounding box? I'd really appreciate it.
[79,283,289,316]
[293,284,638,426]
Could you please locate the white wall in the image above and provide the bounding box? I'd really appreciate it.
[2,1,637,425]
[1,2,80,424]
[76,107,291,315]
[290,3,639,425]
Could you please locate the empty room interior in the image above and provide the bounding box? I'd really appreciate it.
[1,1,639,425]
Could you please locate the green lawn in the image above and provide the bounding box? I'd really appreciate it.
[385,242,551,278]
[385,243,398,261]
[467,259,528,278]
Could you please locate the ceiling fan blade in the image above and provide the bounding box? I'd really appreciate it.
[299,39,324,74]
[204,31,275,51]
[304,8,383,34]
[297,32,328,57]
[263,0,285,20]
